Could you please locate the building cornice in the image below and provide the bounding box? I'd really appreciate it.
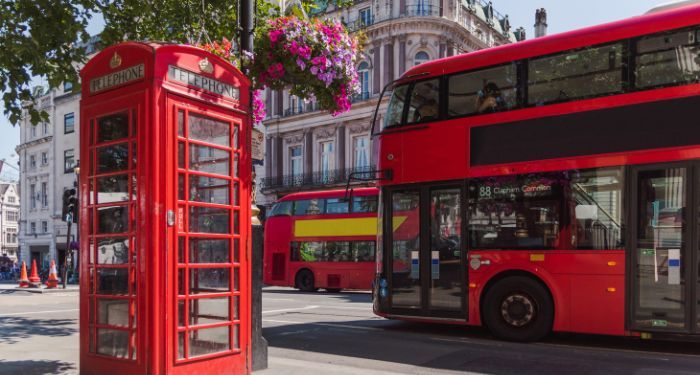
[15,136,53,152]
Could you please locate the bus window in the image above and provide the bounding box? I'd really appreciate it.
[528,42,624,106]
[570,167,625,250]
[406,79,440,124]
[448,63,518,117]
[468,173,564,250]
[294,199,325,215]
[383,84,409,130]
[325,198,349,214]
[268,201,292,217]
[352,195,378,213]
[352,241,376,262]
[635,26,700,90]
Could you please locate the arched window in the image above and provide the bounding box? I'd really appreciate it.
[357,61,370,99]
[414,51,430,66]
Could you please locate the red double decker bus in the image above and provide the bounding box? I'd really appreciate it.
[372,4,700,341]
[264,188,378,292]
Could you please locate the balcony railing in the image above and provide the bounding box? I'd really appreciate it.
[404,5,440,17]
[260,166,376,191]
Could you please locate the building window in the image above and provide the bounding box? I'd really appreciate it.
[359,7,372,26]
[352,136,370,169]
[63,81,73,92]
[41,152,48,165]
[64,149,75,173]
[8,196,15,204]
[42,122,49,135]
[5,211,17,221]
[30,184,36,209]
[289,145,303,176]
[31,124,36,138]
[320,141,335,182]
[357,62,370,99]
[41,221,48,233]
[30,155,36,169]
[30,222,36,235]
[414,51,430,66]
[41,182,48,207]
[64,112,75,134]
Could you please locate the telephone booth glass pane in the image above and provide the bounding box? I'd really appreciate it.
[175,108,241,361]
[87,109,139,360]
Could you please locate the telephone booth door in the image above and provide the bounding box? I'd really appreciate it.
[81,93,145,373]
[168,94,250,373]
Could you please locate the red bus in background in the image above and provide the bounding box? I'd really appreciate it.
[264,188,378,292]
[372,3,700,342]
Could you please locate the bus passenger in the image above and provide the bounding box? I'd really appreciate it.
[475,82,505,113]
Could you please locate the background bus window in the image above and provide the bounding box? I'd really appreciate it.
[570,167,625,250]
[294,199,325,215]
[352,195,378,213]
[269,201,293,217]
[291,241,376,262]
[528,43,624,105]
[448,64,518,117]
[325,198,349,214]
[635,26,700,89]
[468,174,563,250]
[383,84,409,130]
[406,79,440,124]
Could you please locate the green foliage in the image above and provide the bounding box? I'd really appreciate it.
[1,0,98,125]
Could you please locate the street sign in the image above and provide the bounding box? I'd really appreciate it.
[252,127,264,165]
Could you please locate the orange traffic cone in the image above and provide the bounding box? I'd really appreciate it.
[45,260,59,289]
[18,261,29,288]
[28,259,41,288]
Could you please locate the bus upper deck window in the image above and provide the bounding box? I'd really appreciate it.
[269,201,292,217]
[383,84,409,130]
[406,79,440,124]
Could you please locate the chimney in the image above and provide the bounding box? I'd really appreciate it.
[534,8,547,38]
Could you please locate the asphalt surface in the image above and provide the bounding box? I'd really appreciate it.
[0,286,699,374]
[259,287,700,375]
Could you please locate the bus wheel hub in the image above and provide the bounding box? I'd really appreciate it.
[501,294,535,327]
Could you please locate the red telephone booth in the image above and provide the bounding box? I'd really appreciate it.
[79,42,251,374]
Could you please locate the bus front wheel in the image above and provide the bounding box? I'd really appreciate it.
[482,276,553,342]
[295,270,318,292]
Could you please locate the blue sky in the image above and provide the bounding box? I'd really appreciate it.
[0,0,681,176]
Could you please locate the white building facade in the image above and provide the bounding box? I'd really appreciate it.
[0,183,20,261]
[16,81,81,270]
[258,0,523,210]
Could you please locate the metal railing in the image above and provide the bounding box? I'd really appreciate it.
[404,5,440,17]
[260,165,376,191]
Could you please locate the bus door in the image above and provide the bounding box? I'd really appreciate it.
[385,184,467,319]
[629,162,700,334]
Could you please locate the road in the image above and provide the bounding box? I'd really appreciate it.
[1,286,699,374]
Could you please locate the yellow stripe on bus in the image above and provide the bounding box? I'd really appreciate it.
[294,217,407,237]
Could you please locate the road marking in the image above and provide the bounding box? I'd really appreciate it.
[264,298,295,301]
[263,319,302,324]
[318,305,372,311]
[0,308,78,317]
[262,305,319,314]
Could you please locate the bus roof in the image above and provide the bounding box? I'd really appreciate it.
[276,187,378,202]
[401,2,700,82]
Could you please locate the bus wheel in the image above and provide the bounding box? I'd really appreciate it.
[482,276,553,342]
[326,288,342,293]
[295,270,318,292]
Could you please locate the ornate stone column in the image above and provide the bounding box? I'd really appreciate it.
[373,41,381,94]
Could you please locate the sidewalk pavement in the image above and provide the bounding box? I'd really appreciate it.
[0,280,79,293]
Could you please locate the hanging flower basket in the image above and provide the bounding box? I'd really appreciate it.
[200,16,360,123]
[252,16,360,117]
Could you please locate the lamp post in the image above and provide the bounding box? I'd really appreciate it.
[69,161,80,284]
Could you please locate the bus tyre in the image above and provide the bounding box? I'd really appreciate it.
[295,270,318,292]
[482,276,553,342]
